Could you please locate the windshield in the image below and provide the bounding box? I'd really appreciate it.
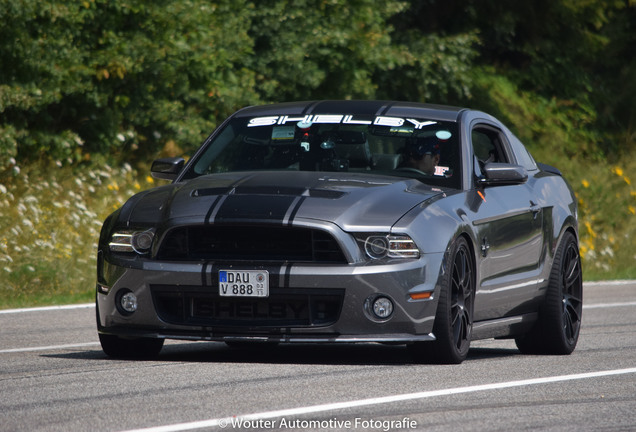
[183,114,461,189]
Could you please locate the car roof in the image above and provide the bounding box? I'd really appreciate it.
[232,100,466,123]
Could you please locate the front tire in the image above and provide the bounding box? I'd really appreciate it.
[410,237,475,364]
[99,333,164,359]
[515,231,583,355]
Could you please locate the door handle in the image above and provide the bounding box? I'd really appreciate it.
[481,237,490,257]
[530,200,541,219]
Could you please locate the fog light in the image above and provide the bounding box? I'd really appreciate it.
[115,290,138,316]
[372,296,394,319]
[121,292,137,313]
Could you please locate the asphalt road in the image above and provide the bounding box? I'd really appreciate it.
[1,281,635,432]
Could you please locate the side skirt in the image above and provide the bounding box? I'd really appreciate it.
[472,313,538,340]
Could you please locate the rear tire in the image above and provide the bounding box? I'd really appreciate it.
[410,237,475,364]
[99,333,164,359]
[515,231,583,355]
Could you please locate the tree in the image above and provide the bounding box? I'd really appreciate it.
[0,0,257,167]
[1,0,633,170]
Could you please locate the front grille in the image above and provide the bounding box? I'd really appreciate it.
[157,225,347,263]
[151,285,344,328]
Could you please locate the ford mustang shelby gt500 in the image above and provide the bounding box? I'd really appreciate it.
[96,100,582,363]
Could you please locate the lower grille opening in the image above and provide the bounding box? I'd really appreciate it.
[151,285,344,328]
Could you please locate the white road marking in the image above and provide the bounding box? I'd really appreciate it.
[583,301,636,309]
[583,280,635,287]
[120,367,636,432]
[0,303,95,314]
[0,342,100,354]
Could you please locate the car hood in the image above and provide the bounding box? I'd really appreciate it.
[119,171,445,232]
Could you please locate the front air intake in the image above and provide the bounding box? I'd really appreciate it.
[157,225,347,263]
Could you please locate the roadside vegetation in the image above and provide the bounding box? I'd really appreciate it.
[1,0,634,308]
[0,160,161,307]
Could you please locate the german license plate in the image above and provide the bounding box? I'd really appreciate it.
[219,270,269,297]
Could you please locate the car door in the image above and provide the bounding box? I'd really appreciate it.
[467,123,544,321]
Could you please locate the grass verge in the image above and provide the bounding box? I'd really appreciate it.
[0,161,158,309]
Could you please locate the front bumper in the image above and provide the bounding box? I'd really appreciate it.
[96,253,444,344]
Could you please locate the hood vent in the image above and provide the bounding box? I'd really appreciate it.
[192,186,345,199]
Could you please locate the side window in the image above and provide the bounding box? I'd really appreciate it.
[509,135,538,171]
[471,126,509,164]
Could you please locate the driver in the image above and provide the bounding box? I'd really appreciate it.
[398,135,441,175]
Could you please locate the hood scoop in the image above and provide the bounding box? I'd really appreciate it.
[191,187,231,197]
[192,186,345,199]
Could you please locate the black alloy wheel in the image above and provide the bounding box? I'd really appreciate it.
[410,236,475,364]
[446,237,475,357]
[515,231,583,354]
[559,238,584,347]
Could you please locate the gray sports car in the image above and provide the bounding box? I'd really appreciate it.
[96,100,582,363]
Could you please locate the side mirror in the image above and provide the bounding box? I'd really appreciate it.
[479,162,528,186]
[151,157,185,181]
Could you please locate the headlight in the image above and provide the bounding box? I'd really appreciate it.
[109,229,155,254]
[365,236,389,259]
[363,234,419,259]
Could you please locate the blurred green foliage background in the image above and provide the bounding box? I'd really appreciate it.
[0,0,634,308]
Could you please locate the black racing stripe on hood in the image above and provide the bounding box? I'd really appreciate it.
[204,194,225,225]
[214,194,297,222]
[287,196,307,227]
[202,173,259,224]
